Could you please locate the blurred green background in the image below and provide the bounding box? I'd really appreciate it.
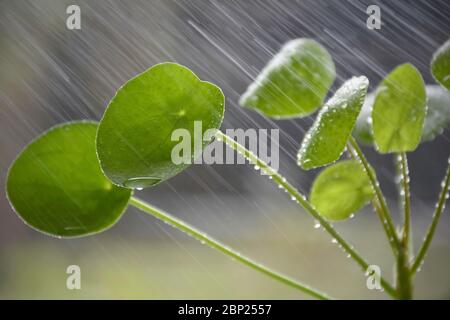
[1,0,450,299]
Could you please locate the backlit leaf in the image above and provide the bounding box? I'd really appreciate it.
[310,160,374,221]
[372,63,426,153]
[96,63,225,189]
[353,85,450,145]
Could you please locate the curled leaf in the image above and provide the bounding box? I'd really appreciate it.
[310,160,374,221]
[298,76,369,170]
[96,63,225,189]
[240,38,335,119]
[6,122,131,237]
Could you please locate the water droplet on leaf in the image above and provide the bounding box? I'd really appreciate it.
[124,177,162,189]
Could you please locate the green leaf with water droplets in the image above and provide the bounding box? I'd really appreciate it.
[240,38,335,119]
[431,39,450,92]
[310,160,374,221]
[297,76,369,170]
[96,63,224,189]
[372,63,426,153]
[6,122,132,238]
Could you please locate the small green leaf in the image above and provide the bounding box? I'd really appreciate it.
[310,160,374,221]
[297,76,369,170]
[240,38,335,119]
[372,63,426,153]
[354,85,450,145]
[431,39,450,92]
[6,122,131,238]
[96,62,224,189]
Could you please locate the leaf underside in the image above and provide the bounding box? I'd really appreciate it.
[310,160,374,221]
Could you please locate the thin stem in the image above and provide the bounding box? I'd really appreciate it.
[396,249,413,299]
[347,144,393,252]
[371,198,398,253]
[411,160,450,275]
[129,196,331,300]
[348,137,401,255]
[398,153,411,251]
[216,131,397,298]
[395,152,413,299]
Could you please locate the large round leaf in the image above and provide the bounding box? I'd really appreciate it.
[297,76,369,170]
[354,85,450,145]
[96,63,224,189]
[372,63,426,153]
[6,122,132,238]
[239,38,335,119]
[310,160,374,221]
[431,39,450,92]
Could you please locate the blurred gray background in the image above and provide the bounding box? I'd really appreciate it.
[0,0,449,299]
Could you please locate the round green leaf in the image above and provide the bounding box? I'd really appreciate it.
[431,39,450,92]
[297,76,369,170]
[96,63,225,189]
[6,122,132,238]
[310,160,374,221]
[354,85,450,145]
[239,38,335,119]
[372,63,426,153]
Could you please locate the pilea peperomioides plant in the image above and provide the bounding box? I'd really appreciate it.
[6,38,450,299]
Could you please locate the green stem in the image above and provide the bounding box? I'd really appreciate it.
[217,131,397,298]
[346,143,394,255]
[129,196,331,300]
[398,153,411,250]
[396,250,413,299]
[411,160,450,275]
[395,153,413,299]
[348,137,401,255]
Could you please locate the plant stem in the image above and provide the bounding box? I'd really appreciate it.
[396,249,413,299]
[346,143,396,255]
[216,131,397,298]
[411,160,450,275]
[395,152,413,299]
[398,153,411,250]
[348,137,401,255]
[129,196,331,300]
